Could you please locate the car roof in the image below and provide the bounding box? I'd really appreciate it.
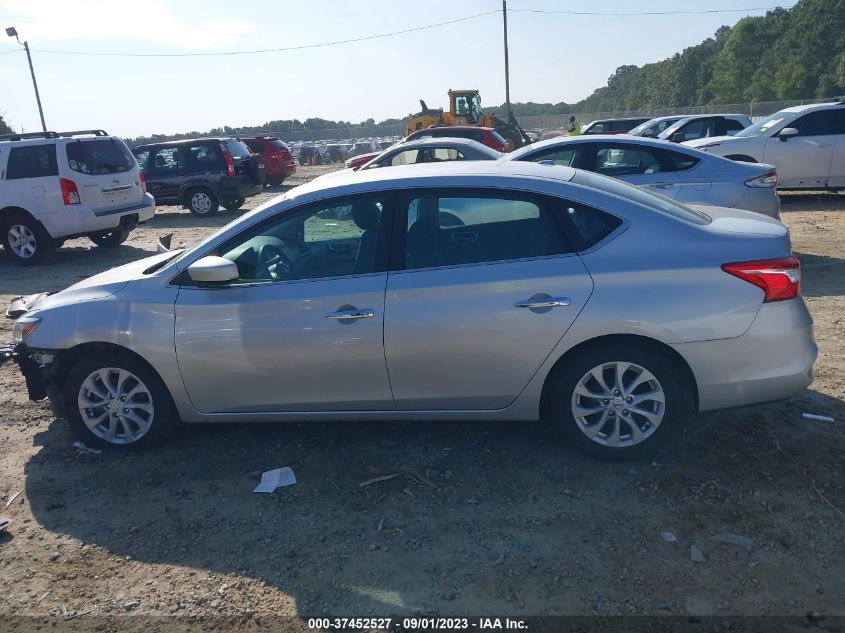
[288,160,576,200]
[135,137,239,148]
[586,117,649,124]
[410,125,496,133]
[507,133,706,157]
[398,136,493,149]
[669,113,749,124]
[775,101,843,114]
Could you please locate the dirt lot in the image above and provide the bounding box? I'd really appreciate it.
[0,167,843,628]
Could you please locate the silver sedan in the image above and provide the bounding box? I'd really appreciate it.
[4,161,815,459]
[506,135,781,218]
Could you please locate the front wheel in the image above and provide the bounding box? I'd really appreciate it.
[222,198,245,211]
[89,227,131,247]
[1,213,55,265]
[62,351,180,450]
[549,343,690,460]
[186,188,219,217]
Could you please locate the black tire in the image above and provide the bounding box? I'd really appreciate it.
[185,187,219,217]
[221,198,245,211]
[62,350,180,450]
[548,342,691,460]
[0,212,55,266]
[725,154,758,163]
[268,176,285,187]
[89,227,131,247]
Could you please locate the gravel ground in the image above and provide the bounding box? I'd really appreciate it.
[0,168,843,629]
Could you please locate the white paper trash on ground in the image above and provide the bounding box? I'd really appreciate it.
[253,467,297,493]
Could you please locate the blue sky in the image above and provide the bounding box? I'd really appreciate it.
[0,1,794,137]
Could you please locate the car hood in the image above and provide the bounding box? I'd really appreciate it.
[684,135,747,149]
[13,250,179,315]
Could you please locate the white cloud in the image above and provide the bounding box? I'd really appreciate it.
[1,0,251,49]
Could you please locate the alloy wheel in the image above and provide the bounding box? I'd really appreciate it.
[7,224,37,258]
[77,367,155,444]
[570,361,665,448]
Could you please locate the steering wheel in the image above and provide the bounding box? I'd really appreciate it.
[257,243,294,281]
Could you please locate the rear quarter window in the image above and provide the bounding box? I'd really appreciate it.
[558,202,623,250]
[6,144,58,179]
[66,138,135,175]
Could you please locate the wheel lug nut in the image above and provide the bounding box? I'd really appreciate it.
[613,390,620,396]
[623,410,629,416]
[123,408,129,413]
[609,410,615,416]
[602,399,610,405]
[626,396,633,403]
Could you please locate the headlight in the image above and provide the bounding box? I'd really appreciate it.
[12,317,41,344]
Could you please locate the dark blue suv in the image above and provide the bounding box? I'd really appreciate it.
[132,138,265,217]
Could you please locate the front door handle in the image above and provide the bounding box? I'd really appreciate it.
[323,308,374,320]
[652,182,675,189]
[514,297,571,309]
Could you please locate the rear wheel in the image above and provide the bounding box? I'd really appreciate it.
[62,350,180,450]
[1,213,55,265]
[548,343,690,460]
[89,227,131,247]
[222,198,245,211]
[268,176,285,187]
[186,187,219,217]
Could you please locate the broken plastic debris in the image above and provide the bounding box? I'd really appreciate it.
[802,413,835,423]
[661,531,678,543]
[72,441,102,455]
[0,517,11,532]
[253,467,297,493]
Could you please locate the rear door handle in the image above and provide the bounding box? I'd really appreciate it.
[323,308,374,320]
[652,182,675,189]
[514,297,571,309]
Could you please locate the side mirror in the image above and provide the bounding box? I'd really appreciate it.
[641,129,656,138]
[187,256,239,283]
[671,132,685,143]
[779,127,798,141]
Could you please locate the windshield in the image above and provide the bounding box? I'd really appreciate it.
[628,117,680,136]
[574,170,711,225]
[734,110,798,137]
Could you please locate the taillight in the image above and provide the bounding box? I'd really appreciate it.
[60,178,81,205]
[139,170,147,193]
[745,171,778,188]
[220,143,235,176]
[721,256,800,302]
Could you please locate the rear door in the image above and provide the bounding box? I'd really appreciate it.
[828,109,845,188]
[63,138,143,214]
[384,189,594,410]
[587,143,681,198]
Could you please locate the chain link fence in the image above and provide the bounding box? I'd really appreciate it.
[274,97,839,145]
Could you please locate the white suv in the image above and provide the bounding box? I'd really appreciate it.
[0,130,155,264]
[685,101,845,190]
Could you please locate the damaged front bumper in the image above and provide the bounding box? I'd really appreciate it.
[0,343,64,417]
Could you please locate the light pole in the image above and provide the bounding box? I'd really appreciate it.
[6,27,47,132]
[502,0,512,123]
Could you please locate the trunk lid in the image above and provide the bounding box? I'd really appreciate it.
[693,204,792,259]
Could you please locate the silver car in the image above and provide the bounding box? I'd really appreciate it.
[359,136,502,170]
[2,161,816,459]
[506,135,781,217]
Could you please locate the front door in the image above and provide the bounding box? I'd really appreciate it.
[764,109,837,188]
[175,194,394,414]
[384,189,594,410]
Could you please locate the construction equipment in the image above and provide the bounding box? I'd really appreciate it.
[404,89,531,151]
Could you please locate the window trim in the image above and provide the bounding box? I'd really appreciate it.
[177,192,397,289]
[389,187,577,274]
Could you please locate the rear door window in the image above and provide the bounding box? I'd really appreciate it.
[522,144,584,167]
[66,138,135,175]
[186,143,223,167]
[402,191,571,269]
[593,145,664,176]
[6,144,58,179]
